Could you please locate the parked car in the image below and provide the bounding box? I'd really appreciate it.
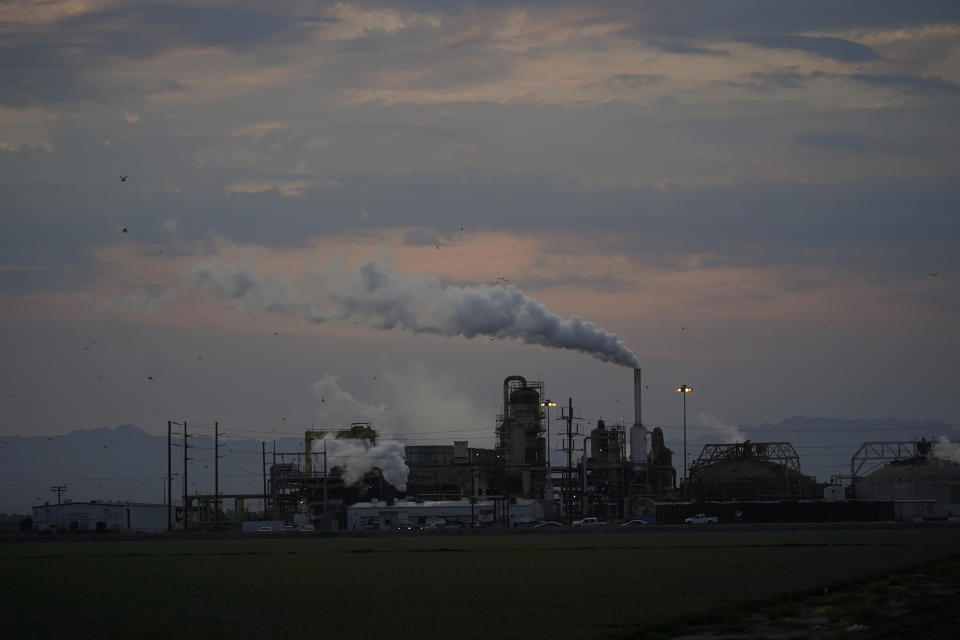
[534,521,563,528]
[619,519,647,527]
[257,526,273,532]
[572,517,606,527]
[684,513,719,524]
[282,524,298,532]
[300,525,315,532]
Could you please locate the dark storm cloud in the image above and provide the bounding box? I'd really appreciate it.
[730,68,822,91]
[403,229,444,247]
[0,34,98,107]
[622,0,960,37]
[731,68,960,97]
[607,1,958,63]
[656,42,729,57]
[850,72,960,94]
[797,131,894,153]
[0,3,328,106]
[60,4,330,57]
[606,73,664,90]
[736,35,880,62]
[5,167,957,293]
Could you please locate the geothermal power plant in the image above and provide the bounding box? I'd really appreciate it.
[30,367,960,533]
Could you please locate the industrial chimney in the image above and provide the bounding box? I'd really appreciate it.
[630,368,648,463]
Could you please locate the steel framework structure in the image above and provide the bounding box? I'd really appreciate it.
[850,441,921,477]
[690,441,802,474]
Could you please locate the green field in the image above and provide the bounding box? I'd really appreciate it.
[3,526,959,639]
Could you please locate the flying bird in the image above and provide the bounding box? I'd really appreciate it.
[147,376,154,380]
[929,272,938,277]
[120,174,130,182]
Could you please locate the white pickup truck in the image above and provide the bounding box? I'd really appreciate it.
[684,513,719,525]
[573,517,606,527]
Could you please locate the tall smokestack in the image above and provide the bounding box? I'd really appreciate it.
[633,368,642,427]
[630,368,648,463]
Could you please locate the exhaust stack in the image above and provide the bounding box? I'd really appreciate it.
[630,368,648,463]
[633,368,642,427]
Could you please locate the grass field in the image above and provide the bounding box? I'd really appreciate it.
[3,526,959,639]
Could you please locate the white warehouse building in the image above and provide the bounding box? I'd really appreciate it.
[32,502,170,533]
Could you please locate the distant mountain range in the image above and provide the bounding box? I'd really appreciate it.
[1,417,955,513]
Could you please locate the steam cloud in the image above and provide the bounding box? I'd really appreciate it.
[696,412,747,444]
[311,435,409,491]
[190,254,641,367]
[309,374,408,490]
[313,374,393,429]
[933,435,960,463]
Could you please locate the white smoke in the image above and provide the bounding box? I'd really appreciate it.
[309,375,408,490]
[933,435,960,463]
[696,412,747,444]
[313,374,395,430]
[190,253,641,367]
[311,435,409,491]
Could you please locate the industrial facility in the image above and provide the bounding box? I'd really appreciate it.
[27,368,959,533]
[149,369,960,530]
[849,439,960,520]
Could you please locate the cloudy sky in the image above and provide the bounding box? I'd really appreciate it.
[2,0,959,481]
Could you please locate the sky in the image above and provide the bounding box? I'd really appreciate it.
[1,0,959,484]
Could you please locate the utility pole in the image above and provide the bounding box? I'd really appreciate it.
[49,485,66,505]
[214,421,220,530]
[183,420,191,531]
[167,420,172,532]
[323,439,328,525]
[262,441,268,519]
[559,398,584,524]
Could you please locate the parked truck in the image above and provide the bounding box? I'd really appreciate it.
[684,513,719,524]
[572,517,606,527]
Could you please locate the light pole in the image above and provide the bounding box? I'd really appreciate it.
[676,385,693,499]
[540,400,557,502]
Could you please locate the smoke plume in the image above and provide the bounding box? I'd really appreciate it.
[933,435,960,463]
[313,374,394,429]
[311,435,409,491]
[697,412,748,444]
[190,254,640,367]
